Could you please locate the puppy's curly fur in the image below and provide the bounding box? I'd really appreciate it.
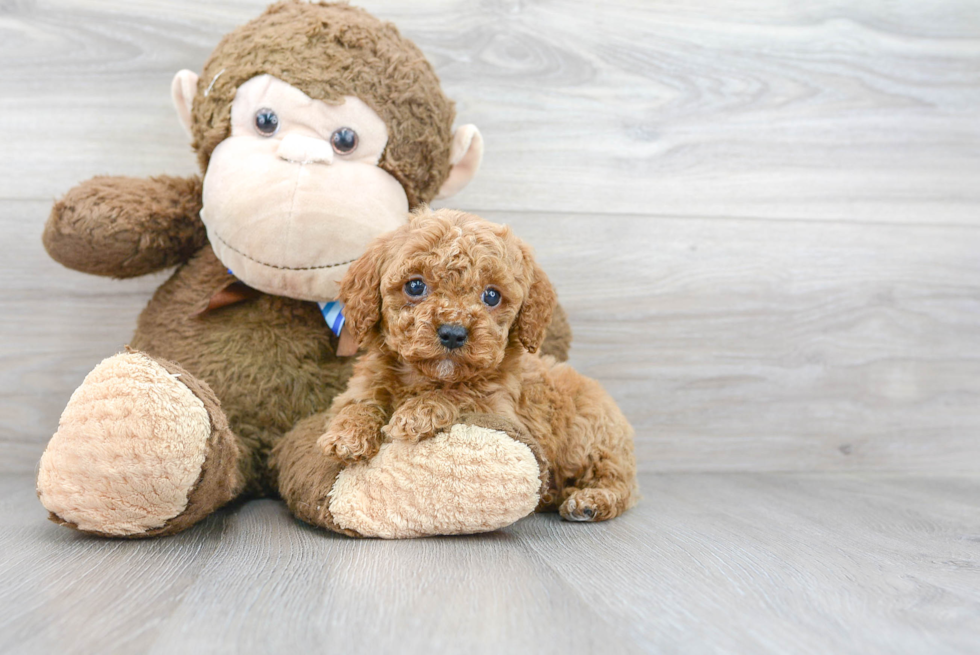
[318,208,638,522]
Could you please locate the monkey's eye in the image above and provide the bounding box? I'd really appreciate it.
[404,278,427,298]
[482,287,502,308]
[254,108,279,136]
[331,127,358,154]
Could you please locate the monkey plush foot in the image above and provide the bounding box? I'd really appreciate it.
[36,352,243,537]
[327,423,544,538]
[275,414,548,538]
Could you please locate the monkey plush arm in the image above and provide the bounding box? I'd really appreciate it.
[43,175,208,278]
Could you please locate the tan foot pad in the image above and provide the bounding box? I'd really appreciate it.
[328,424,542,538]
[37,353,212,536]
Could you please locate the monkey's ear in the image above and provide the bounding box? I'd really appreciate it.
[435,125,484,200]
[339,235,391,347]
[514,258,557,354]
[171,70,199,139]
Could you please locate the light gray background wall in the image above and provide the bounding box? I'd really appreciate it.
[3,0,978,474]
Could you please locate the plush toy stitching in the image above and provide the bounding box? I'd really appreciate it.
[214,232,358,270]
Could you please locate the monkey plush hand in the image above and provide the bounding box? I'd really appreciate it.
[35,1,571,539]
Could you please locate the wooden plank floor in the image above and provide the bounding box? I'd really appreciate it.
[1,472,978,654]
[1,1,979,653]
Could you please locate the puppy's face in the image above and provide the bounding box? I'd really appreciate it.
[340,209,556,382]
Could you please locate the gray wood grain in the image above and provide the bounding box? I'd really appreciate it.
[1,0,979,223]
[519,472,980,654]
[1,472,977,654]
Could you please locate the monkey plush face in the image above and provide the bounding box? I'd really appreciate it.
[169,1,483,302]
[195,75,409,300]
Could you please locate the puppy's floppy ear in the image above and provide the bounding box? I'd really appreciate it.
[340,234,392,346]
[514,248,557,354]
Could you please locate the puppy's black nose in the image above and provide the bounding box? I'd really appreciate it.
[438,324,468,350]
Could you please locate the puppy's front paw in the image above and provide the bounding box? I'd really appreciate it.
[559,489,618,523]
[317,426,380,464]
[318,404,385,463]
[383,398,457,444]
[382,411,426,443]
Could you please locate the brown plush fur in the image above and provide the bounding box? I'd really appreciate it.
[130,246,355,497]
[43,175,207,278]
[319,209,638,522]
[38,1,573,537]
[136,355,246,535]
[192,1,455,206]
[271,411,361,537]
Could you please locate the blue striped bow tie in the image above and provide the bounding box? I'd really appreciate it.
[317,300,346,337]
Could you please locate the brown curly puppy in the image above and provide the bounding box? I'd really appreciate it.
[318,208,638,522]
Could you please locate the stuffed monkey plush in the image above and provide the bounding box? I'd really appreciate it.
[36,1,572,539]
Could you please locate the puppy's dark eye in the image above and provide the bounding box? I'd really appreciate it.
[331,127,358,154]
[482,287,501,307]
[405,278,427,298]
[254,108,279,136]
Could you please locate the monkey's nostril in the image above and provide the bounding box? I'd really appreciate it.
[437,324,468,350]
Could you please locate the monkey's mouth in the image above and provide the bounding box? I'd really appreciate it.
[205,226,364,302]
[213,232,358,271]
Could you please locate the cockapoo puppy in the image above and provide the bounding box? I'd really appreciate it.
[318,208,637,522]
